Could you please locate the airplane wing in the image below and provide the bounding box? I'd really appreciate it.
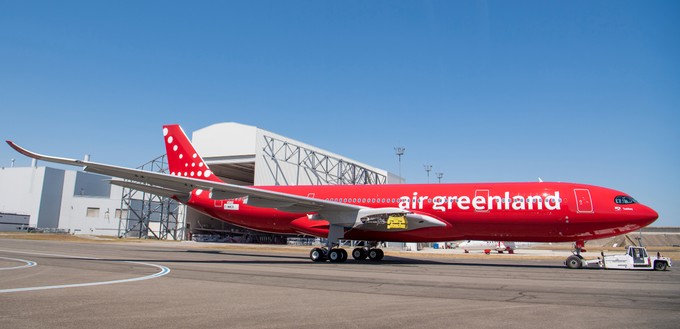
[6,141,446,231]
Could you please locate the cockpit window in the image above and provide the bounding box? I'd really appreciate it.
[615,196,638,204]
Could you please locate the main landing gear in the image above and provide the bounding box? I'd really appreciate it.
[308,225,386,263]
[565,240,587,269]
[351,244,384,261]
[309,247,347,262]
[308,242,385,263]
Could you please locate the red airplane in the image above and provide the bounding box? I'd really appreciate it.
[6,125,659,267]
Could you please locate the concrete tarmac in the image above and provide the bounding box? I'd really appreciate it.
[0,238,678,329]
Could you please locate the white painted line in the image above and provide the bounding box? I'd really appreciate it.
[0,249,171,294]
[0,257,37,270]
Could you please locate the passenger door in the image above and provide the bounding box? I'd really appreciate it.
[573,189,593,213]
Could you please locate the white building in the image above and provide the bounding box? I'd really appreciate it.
[1,122,400,239]
[192,122,397,186]
[0,165,124,235]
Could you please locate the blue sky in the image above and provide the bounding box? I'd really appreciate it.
[1,1,678,226]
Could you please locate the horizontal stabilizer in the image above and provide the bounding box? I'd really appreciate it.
[209,189,249,200]
[109,180,190,202]
[245,196,323,213]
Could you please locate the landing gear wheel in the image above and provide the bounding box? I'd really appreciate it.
[565,255,583,269]
[368,248,384,261]
[328,249,347,263]
[339,248,348,262]
[310,248,326,262]
[654,261,668,271]
[352,248,368,260]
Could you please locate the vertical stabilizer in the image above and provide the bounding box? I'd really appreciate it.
[162,124,223,183]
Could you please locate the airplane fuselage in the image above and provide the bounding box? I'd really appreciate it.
[184,182,658,243]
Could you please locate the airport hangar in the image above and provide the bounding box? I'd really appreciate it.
[0,122,403,242]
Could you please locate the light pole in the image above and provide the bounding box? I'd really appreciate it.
[436,172,443,184]
[394,147,405,181]
[424,164,432,183]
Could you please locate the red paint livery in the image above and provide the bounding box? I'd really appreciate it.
[184,182,656,242]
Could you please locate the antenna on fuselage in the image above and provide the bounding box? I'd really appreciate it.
[538,177,543,183]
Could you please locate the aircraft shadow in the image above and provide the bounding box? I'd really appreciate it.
[63,250,565,269]
[130,248,306,260]
[371,256,564,269]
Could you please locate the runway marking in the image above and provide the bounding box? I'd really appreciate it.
[0,256,37,270]
[0,249,171,294]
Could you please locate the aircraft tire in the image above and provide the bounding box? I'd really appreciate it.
[368,248,384,261]
[352,248,368,260]
[339,249,348,262]
[328,249,343,263]
[375,249,384,261]
[565,255,582,269]
[310,248,326,262]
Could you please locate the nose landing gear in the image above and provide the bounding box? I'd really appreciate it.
[565,240,586,269]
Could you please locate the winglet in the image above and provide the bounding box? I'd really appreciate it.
[6,140,41,159]
[6,140,86,167]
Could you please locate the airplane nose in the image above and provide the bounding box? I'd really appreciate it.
[638,205,659,227]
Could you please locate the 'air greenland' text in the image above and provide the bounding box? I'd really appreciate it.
[399,191,562,212]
